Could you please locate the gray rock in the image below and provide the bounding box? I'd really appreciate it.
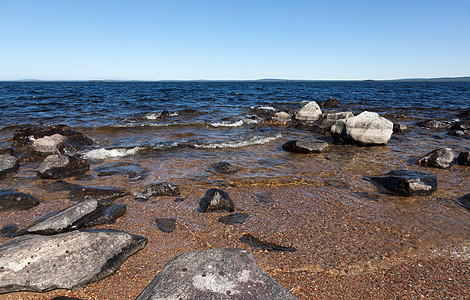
[0,230,147,293]
[31,134,67,155]
[211,161,238,174]
[12,124,93,148]
[0,155,19,177]
[457,193,470,211]
[15,199,104,236]
[37,154,90,179]
[418,148,455,169]
[393,123,410,133]
[321,96,341,108]
[331,111,393,146]
[198,188,235,213]
[147,182,180,197]
[416,119,451,129]
[282,137,330,154]
[83,204,127,228]
[95,162,148,179]
[135,248,297,300]
[218,213,250,225]
[368,169,437,196]
[68,186,128,204]
[311,111,354,133]
[457,151,470,166]
[294,101,322,123]
[155,218,176,233]
[271,111,292,124]
[0,190,39,211]
[0,224,18,237]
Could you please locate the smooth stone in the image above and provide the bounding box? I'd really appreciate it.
[418,148,455,169]
[0,224,18,237]
[31,134,67,155]
[69,186,128,204]
[311,111,354,133]
[211,161,238,174]
[239,234,297,252]
[13,124,93,148]
[294,101,322,123]
[198,188,235,213]
[457,194,470,211]
[155,218,176,233]
[83,204,127,228]
[147,182,180,197]
[218,213,250,225]
[0,230,147,293]
[95,162,148,179]
[0,190,40,211]
[0,155,19,177]
[37,154,90,179]
[368,169,437,196]
[282,137,330,154]
[135,248,297,300]
[331,111,393,146]
[14,199,104,236]
[457,151,470,166]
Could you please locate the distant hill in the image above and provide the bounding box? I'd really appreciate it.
[389,76,470,82]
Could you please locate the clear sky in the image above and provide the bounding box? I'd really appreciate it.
[1,0,469,80]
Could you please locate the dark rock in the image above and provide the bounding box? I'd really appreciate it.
[457,194,470,211]
[282,137,330,154]
[416,119,451,129]
[448,119,470,137]
[69,186,128,204]
[135,248,297,300]
[393,123,410,133]
[0,155,19,177]
[14,199,104,236]
[83,204,127,228]
[218,213,250,225]
[418,148,455,169]
[0,224,18,237]
[135,197,149,202]
[50,297,84,300]
[239,234,297,252]
[310,112,354,133]
[198,188,235,213]
[40,180,82,192]
[256,193,274,203]
[173,198,184,203]
[155,218,176,233]
[147,182,180,197]
[0,229,147,293]
[331,111,393,146]
[12,124,93,148]
[37,154,90,179]
[457,151,470,165]
[367,169,437,196]
[321,97,341,108]
[0,190,39,211]
[211,161,238,174]
[0,148,13,155]
[95,162,148,179]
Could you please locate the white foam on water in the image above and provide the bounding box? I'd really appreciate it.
[194,133,282,149]
[251,106,276,111]
[210,118,259,127]
[82,147,141,160]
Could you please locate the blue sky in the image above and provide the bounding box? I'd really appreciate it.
[1,0,469,80]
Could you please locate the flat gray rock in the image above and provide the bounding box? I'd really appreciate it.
[37,154,90,179]
[82,204,127,228]
[15,199,104,236]
[0,230,147,293]
[68,186,128,204]
[0,190,39,211]
[367,169,437,196]
[282,137,330,153]
[0,155,19,177]
[418,148,455,169]
[136,248,297,300]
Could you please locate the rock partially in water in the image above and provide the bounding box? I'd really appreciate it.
[211,161,238,174]
[0,155,19,177]
[311,111,354,133]
[135,248,297,300]
[69,186,128,204]
[95,162,148,179]
[393,123,410,133]
[0,224,18,237]
[155,218,176,233]
[83,204,127,228]
[457,194,470,211]
[331,111,393,146]
[294,101,322,123]
[31,134,67,155]
[0,230,147,293]
[416,119,451,129]
[41,180,82,192]
[320,96,342,108]
[256,193,274,203]
[37,154,90,179]
[270,111,292,124]
[448,119,470,137]
[368,169,437,196]
[14,199,104,236]
[418,148,455,169]
[198,188,235,213]
[218,213,250,225]
[282,137,330,154]
[239,234,297,252]
[0,190,40,211]
[13,124,93,148]
[147,182,180,197]
[457,151,470,166]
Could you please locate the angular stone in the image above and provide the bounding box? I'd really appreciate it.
[331,111,393,146]
[147,182,180,197]
[83,204,127,228]
[14,199,104,236]
[198,188,234,213]
[0,155,19,177]
[393,123,410,133]
[282,137,330,154]
[69,186,128,204]
[368,169,437,196]
[311,111,354,133]
[321,96,341,108]
[0,190,39,211]
[37,154,90,179]
[294,101,322,123]
[457,151,470,166]
[31,134,67,155]
[418,148,455,169]
[135,248,297,300]
[13,124,93,148]
[271,111,292,124]
[239,234,297,252]
[0,230,147,293]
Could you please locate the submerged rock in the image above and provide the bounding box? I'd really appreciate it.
[393,123,410,133]
[321,96,341,108]
[282,137,330,154]
[0,190,39,211]
[457,151,470,166]
[211,161,238,174]
[147,182,180,197]
[0,224,18,237]
[331,111,393,146]
[311,111,354,133]
[37,154,90,179]
[135,248,297,300]
[416,119,451,129]
[155,218,176,233]
[69,186,128,204]
[198,188,235,212]
[218,213,250,225]
[82,204,127,228]
[0,230,147,293]
[294,101,322,123]
[368,169,437,196]
[457,194,470,211]
[14,199,104,236]
[239,234,297,252]
[0,155,19,177]
[95,162,148,179]
[418,148,455,169]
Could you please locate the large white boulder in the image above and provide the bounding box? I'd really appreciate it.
[294,101,322,122]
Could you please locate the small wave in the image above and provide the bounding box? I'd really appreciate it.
[82,147,141,160]
[251,106,276,111]
[112,121,205,128]
[211,118,259,127]
[194,133,282,149]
